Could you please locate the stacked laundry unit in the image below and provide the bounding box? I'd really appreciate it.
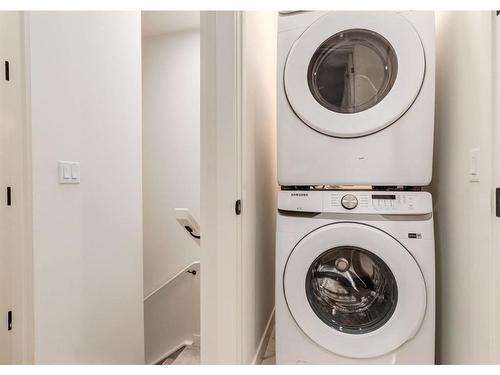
[275,11,436,364]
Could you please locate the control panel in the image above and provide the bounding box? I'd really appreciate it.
[278,190,432,215]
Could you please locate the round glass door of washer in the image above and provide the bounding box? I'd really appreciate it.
[283,222,426,358]
[306,245,398,335]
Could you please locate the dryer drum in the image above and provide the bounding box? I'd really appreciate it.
[307,29,398,114]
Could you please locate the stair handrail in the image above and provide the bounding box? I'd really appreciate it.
[144,260,200,302]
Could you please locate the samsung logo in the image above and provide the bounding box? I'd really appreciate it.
[291,193,308,197]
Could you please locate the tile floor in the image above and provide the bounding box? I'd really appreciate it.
[161,331,274,365]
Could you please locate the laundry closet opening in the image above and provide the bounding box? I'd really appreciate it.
[141,11,201,365]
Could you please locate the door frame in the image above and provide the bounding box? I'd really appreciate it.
[0,11,34,364]
[200,11,244,364]
[491,10,500,363]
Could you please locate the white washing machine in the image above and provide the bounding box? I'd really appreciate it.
[276,190,435,364]
[277,11,435,186]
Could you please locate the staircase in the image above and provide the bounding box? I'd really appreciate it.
[171,336,200,365]
[160,335,200,365]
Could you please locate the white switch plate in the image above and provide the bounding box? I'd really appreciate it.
[469,148,480,182]
[59,161,80,184]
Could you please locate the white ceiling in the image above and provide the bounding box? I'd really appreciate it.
[141,11,200,37]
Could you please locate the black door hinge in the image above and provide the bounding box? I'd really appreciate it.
[235,199,242,215]
[7,311,12,331]
[4,61,9,81]
[496,188,500,217]
[7,186,12,206]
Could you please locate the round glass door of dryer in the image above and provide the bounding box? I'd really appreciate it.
[283,222,426,358]
[284,12,425,138]
[308,29,398,114]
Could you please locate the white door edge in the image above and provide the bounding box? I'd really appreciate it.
[200,11,244,364]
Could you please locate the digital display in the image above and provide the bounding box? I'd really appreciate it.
[372,194,396,200]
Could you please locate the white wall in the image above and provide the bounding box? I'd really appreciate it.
[142,12,200,37]
[241,11,277,364]
[433,11,495,364]
[144,261,200,364]
[142,29,200,296]
[27,12,144,364]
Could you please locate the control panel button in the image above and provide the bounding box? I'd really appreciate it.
[341,194,358,210]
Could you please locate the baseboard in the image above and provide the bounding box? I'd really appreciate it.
[252,308,275,365]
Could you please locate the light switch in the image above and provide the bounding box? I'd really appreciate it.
[59,161,80,184]
[71,163,80,179]
[63,164,71,179]
[469,148,480,182]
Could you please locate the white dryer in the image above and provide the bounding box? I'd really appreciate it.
[276,190,435,364]
[277,11,435,186]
